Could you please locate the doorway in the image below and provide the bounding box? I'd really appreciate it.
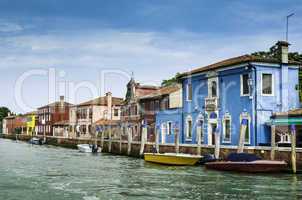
[208,123,217,145]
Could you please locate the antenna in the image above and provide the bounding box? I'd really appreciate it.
[286,13,294,42]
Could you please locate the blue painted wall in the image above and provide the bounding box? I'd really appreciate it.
[179,63,300,147]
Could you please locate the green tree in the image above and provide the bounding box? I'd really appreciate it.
[0,107,10,122]
[161,73,181,87]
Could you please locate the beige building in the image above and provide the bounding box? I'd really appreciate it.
[69,92,123,138]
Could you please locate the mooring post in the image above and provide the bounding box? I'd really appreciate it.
[108,126,112,153]
[175,124,179,154]
[238,119,247,153]
[270,125,276,160]
[140,125,147,156]
[291,124,297,174]
[119,127,122,154]
[127,127,132,155]
[101,130,104,149]
[197,126,202,156]
[155,125,160,153]
[214,130,220,159]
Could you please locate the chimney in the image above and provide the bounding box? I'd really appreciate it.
[8,112,11,117]
[106,92,112,120]
[276,41,290,64]
[60,96,65,108]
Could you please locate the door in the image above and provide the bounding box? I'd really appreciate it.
[208,123,217,145]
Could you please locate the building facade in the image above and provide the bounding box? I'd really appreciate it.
[157,41,300,147]
[37,96,72,136]
[69,92,123,139]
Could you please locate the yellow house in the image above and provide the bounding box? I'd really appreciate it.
[26,113,36,136]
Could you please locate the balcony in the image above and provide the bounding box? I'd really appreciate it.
[205,97,218,112]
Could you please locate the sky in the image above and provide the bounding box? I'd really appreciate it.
[0,0,302,113]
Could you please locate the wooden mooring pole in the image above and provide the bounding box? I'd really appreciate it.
[291,125,297,174]
[175,126,179,154]
[238,119,248,153]
[119,129,122,154]
[155,126,160,153]
[127,128,132,156]
[108,127,112,153]
[270,125,276,160]
[214,130,220,159]
[140,125,147,156]
[197,127,202,156]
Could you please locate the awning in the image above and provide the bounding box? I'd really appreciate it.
[266,118,302,126]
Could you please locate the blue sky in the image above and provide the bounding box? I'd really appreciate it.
[0,0,301,113]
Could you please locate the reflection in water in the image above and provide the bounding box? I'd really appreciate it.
[0,139,301,200]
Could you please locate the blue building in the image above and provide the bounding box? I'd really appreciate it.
[157,41,301,147]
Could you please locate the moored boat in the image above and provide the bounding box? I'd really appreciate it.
[144,153,202,166]
[28,137,45,145]
[205,153,287,173]
[77,144,101,153]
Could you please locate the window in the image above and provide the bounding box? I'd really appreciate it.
[240,113,251,144]
[208,77,219,98]
[187,83,192,101]
[241,74,249,96]
[167,121,172,135]
[262,73,273,95]
[196,118,204,143]
[186,116,192,140]
[223,115,231,143]
[211,81,217,97]
[155,100,160,111]
[114,109,119,117]
[89,108,93,119]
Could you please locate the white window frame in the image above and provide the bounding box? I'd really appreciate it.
[185,116,193,140]
[208,77,219,98]
[239,113,251,144]
[186,83,192,101]
[240,74,250,96]
[196,116,204,143]
[222,114,232,143]
[167,121,173,135]
[261,73,274,96]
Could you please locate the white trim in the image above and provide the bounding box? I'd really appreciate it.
[261,73,275,96]
[185,115,193,140]
[222,114,232,143]
[186,83,192,101]
[240,74,250,96]
[239,113,251,145]
[161,123,166,144]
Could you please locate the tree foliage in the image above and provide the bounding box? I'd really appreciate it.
[161,72,181,87]
[0,107,11,122]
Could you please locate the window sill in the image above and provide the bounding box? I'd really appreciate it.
[185,138,192,141]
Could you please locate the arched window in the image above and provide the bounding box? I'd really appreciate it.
[223,113,232,143]
[211,81,217,97]
[196,115,204,143]
[186,116,193,140]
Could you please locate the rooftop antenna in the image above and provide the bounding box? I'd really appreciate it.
[131,71,134,80]
[286,13,295,42]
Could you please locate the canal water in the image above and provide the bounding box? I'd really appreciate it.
[0,139,301,200]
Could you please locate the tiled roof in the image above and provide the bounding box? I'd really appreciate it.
[272,109,302,118]
[76,96,124,107]
[177,55,301,78]
[139,84,181,100]
[38,101,73,109]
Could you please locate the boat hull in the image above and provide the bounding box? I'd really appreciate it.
[205,160,287,173]
[77,144,101,153]
[144,153,202,166]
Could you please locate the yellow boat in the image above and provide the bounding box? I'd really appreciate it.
[144,153,202,166]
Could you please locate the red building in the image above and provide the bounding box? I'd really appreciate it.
[37,96,72,136]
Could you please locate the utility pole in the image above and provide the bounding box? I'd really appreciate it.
[286,13,294,42]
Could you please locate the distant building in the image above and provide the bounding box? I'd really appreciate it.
[172,41,301,146]
[2,113,15,134]
[37,96,72,136]
[69,92,123,139]
[121,78,159,141]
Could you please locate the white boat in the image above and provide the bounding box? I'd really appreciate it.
[77,144,101,153]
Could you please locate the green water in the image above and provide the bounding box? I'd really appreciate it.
[0,139,301,200]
